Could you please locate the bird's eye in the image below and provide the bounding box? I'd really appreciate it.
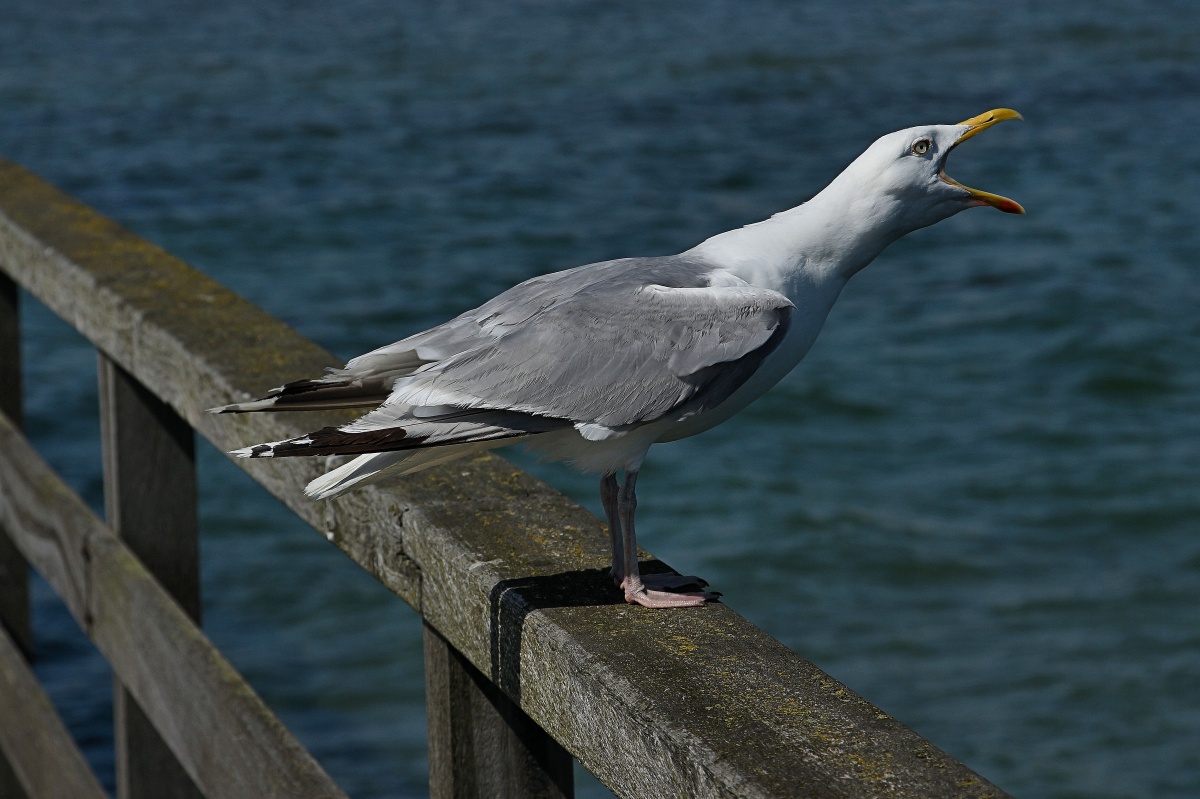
[911,139,931,155]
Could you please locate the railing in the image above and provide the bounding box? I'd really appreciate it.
[0,157,1011,799]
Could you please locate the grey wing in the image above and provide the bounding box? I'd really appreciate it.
[230,257,792,458]
[340,257,638,374]
[211,288,549,413]
[214,255,727,415]
[368,279,794,431]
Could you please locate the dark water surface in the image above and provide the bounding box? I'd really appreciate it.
[3,1,1199,796]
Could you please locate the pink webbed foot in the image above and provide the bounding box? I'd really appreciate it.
[621,577,716,608]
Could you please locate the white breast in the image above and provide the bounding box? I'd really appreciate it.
[654,275,846,443]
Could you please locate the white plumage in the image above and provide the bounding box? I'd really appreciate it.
[214,109,1023,608]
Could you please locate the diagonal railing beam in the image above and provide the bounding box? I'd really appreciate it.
[0,408,348,799]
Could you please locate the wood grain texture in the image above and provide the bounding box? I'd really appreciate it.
[0,753,29,799]
[0,272,30,660]
[0,409,348,799]
[99,355,200,619]
[0,157,1012,798]
[0,272,30,799]
[99,354,203,799]
[425,621,573,799]
[0,624,108,799]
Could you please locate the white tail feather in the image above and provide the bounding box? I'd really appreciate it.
[303,441,509,499]
[209,397,281,413]
[305,452,411,499]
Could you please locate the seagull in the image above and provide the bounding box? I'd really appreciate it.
[214,109,1024,608]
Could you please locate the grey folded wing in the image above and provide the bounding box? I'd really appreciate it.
[349,275,794,438]
[226,255,793,458]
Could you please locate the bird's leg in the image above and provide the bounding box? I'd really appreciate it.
[603,472,703,590]
[600,472,623,584]
[617,470,713,608]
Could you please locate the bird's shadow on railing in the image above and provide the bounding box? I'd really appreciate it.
[487,560,676,703]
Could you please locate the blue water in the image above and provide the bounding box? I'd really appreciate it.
[3,1,1199,796]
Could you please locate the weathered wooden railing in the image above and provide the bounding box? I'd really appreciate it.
[0,157,1010,799]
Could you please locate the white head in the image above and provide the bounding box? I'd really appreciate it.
[833,108,1025,239]
[687,109,1024,288]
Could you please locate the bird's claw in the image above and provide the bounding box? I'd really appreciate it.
[621,575,717,608]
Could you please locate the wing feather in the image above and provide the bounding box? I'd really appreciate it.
[380,275,793,428]
[230,255,793,460]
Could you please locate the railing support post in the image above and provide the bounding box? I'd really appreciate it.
[0,273,31,799]
[0,274,30,657]
[99,354,203,799]
[424,621,573,799]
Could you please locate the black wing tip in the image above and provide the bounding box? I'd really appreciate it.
[231,442,277,458]
[233,426,420,460]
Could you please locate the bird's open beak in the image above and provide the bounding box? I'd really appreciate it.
[941,108,1025,215]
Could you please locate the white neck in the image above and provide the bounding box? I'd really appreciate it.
[685,166,906,300]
